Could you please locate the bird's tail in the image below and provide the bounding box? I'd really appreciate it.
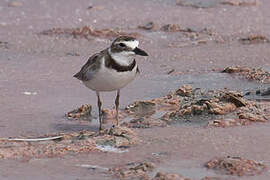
[73,71,82,80]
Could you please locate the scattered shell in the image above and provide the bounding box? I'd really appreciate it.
[0,136,63,142]
[126,101,156,116]
[138,22,155,30]
[175,84,193,96]
[205,156,267,176]
[238,112,267,122]
[23,91,38,96]
[160,24,218,46]
[0,126,137,159]
[208,118,250,128]
[40,26,140,40]
[163,87,248,120]
[222,66,249,73]
[176,0,220,8]
[66,104,92,119]
[161,24,181,32]
[72,26,140,39]
[239,34,269,44]
[110,161,155,179]
[222,66,270,83]
[221,0,258,6]
[8,1,23,7]
[96,126,138,147]
[0,132,97,159]
[123,85,269,128]
[152,171,191,180]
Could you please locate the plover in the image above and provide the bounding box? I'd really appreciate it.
[74,36,148,131]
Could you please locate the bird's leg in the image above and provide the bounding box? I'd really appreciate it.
[96,91,103,131]
[115,89,120,126]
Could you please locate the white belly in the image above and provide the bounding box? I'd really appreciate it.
[83,65,137,92]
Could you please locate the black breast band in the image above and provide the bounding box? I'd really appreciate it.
[106,58,136,72]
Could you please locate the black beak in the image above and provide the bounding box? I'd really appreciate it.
[133,47,148,56]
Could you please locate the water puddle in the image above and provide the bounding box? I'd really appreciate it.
[96,144,128,153]
[177,0,222,8]
[76,164,109,171]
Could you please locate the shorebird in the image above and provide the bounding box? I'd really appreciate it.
[74,36,148,131]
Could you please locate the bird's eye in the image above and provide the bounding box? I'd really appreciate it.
[119,43,126,47]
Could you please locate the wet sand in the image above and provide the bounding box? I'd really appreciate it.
[0,0,270,179]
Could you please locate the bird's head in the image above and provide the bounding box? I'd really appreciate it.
[109,36,148,66]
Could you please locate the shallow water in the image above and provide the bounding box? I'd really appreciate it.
[176,0,222,8]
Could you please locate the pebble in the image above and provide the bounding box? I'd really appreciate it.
[8,1,23,7]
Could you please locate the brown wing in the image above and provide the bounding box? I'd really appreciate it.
[73,52,102,81]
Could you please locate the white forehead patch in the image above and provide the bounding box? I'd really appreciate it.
[122,40,139,49]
